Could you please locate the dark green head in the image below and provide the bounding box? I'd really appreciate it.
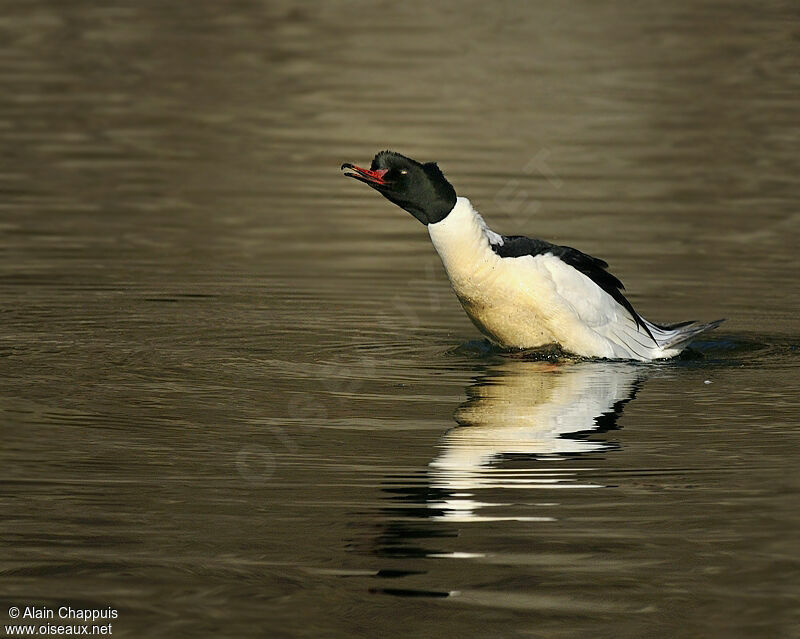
[341,150,457,224]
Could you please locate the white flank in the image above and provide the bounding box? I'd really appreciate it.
[427,197,685,361]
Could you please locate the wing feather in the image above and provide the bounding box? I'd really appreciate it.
[493,235,656,342]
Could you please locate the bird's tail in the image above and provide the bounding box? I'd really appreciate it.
[645,318,725,351]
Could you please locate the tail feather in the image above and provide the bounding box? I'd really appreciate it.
[645,318,725,351]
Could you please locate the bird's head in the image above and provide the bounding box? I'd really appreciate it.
[341,150,457,224]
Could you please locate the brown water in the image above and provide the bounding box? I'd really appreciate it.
[2,2,799,638]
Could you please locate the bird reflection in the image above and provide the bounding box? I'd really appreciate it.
[427,359,645,522]
[371,358,647,559]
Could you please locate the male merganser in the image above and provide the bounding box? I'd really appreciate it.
[341,150,723,361]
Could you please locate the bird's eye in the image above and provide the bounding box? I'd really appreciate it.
[399,169,408,175]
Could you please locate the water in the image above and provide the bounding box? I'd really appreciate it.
[1,1,799,637]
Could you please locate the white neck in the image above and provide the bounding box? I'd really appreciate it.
[427,197,502,256]
[425,197,506,310]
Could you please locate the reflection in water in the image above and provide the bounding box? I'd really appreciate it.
[376,360,647,559]
[428,360,645,522]
[2,1,796,633]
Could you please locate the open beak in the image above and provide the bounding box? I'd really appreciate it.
[341,163,389,187]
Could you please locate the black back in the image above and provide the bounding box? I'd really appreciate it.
[492,235,655,340]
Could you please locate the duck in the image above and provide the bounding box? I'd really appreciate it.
[341,150,723,361]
